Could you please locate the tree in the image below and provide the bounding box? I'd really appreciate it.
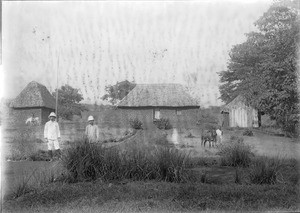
[52,84,87,120]
[219,2,300,135]
[101,80,136,105]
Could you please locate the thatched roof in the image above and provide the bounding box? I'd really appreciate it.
[221,95,252,113]
[10,81,55,109]
[117,84,199,107]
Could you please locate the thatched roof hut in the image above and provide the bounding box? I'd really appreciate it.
[117,84,199,107]
[117,84,200,129]
[10,81,55,109]
[9,81,55,125]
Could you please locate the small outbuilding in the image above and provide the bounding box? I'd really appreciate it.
[10,81,56,125]
[117,84,200,128]
[221,95,260,128]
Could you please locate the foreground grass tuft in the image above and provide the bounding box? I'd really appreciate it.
[249,156,284,184]
[61,140,191,183]
[4,181,299,212]
[217,135,254,167]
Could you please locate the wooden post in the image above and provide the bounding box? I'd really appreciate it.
[55,56,59,118]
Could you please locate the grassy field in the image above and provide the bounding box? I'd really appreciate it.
[2,129,300,212]
[3,180,299,213]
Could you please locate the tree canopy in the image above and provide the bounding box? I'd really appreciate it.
[219,1,299,135]
[101,80,136,105]
[52,84,86,120]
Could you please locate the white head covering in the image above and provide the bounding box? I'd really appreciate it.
[48,112,57,118]
[88,116,94,121]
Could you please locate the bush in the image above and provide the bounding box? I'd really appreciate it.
[129,118,143,129]
[154,118,172,130]
[217,136,254,167]
[243,128,254,136]
[154,147,190,182]
[249,156,283,184]
[61,139,191,183]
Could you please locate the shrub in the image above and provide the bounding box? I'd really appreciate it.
[129,118,143,129]
[243,128,254,136]
[154,147,190,182]
[61,139,191,183]
[249,156,283,184]
[154,118,172,130]
[217,136,254,167]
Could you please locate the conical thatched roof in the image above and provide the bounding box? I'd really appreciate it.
[10,81,55,109]
[117,84,199,107]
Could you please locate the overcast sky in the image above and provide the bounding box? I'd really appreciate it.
[2,0,272,107]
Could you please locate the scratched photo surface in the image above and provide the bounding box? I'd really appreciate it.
[1,1,300,212]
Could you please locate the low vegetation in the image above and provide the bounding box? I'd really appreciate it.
[153,118,172,130]
[5,180,299,212]
[217,135,254,167]
[7,165,64,200]
[243,128,254,136]
[4,131,299,212]
[6,128,44,161]
[61,140,191,183]
[249,156,284,184]
[129,118,143,129]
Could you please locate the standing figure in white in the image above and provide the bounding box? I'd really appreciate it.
[44,112,61,160]
[216,126,223,145]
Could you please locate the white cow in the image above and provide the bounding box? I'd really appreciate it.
[25,117,40,125]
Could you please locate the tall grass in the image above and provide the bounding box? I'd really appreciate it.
[249,156,284,184]
[11,170,37,199]
[217,135,254,167]
[6,127,45,161]
[61,139,191,183]
[9,165,64,199]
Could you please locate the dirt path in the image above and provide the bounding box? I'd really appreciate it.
[165,128,300,159]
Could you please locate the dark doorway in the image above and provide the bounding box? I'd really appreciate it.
[222,112,229,128]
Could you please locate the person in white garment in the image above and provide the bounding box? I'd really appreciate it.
[216,126,223,144]
[44,112,61,160]
[85,116,100,143]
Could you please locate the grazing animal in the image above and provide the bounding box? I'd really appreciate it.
[201,129,217,148]
[25,116,40,125]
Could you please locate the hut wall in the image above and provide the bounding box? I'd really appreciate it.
[116,108,155,129]
[116,107,199,129]
[41,108,55,124]
[229,106,258,128]
[160,108,199,128]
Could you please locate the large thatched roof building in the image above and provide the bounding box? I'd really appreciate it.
[117,84,200,128]
[10,81,55,125]
[220,95,260,128]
